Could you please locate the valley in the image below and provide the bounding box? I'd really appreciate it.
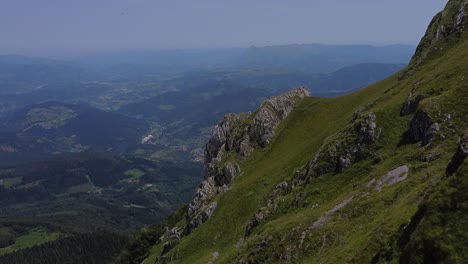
[1,0,466,263]
[0,43,414,262]
[115,0,468,263]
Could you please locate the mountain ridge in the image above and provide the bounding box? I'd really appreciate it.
[116,0,468,263]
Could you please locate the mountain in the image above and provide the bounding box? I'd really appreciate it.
[237,44,415,73]
[116,1,468,263]
[160,63,406,95]
[72,48,245,72]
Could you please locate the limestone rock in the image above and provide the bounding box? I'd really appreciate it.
[275,181,289,192]
[374,165,409,191]
[216,162,241,186]
[401,86,425,116]
[248,87,309,147]
[446,130,468,175]
[409,0,468,68]
[408,111,440,146]
[303,111,380,179]
[245,208,269,236]
[185,87,309,235]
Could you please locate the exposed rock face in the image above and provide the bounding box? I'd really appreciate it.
[407,111,440,146]
[410,0,468,68]
[401,84,425,116]
[302,111,380,179]
[451,0,467,33]
[217,162,241,186]
[245,207,274,237]
[373,165,409,191]
[446,130,468,175]
[161,227,183,255]
[248,87,310,147]
[185,179,220,234]
[185,87,309,234]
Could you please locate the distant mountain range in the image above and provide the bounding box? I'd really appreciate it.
[237,43,414,73]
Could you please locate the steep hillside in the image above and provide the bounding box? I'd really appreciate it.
[118,1,468,263]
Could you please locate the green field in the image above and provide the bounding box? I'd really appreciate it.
[124,169,145,178]
[0,177,22,188]
[0,230,61,255]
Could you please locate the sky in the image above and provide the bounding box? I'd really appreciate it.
[0,0,449,57]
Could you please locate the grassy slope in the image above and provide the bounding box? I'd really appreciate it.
[142,9,468,264]
[398,160,468,263]
[143,37,468,264]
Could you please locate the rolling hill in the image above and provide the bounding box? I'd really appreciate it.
[0,101,149,164]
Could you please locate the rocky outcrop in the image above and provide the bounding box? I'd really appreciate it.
[161,227,183,255]
[409,0,468,68]
[407,111,440,146]
[217,162,241,186]
[185,87,310,234]
[244,181,292,237]
[301,110,380,180]
[446,130,468,175]
[248,87,310,147]
[401,83,425,116]
[245,208,270,237]
[370,165,409,192]
[450,0,467,34]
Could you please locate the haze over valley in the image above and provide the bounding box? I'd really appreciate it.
[2,1,468,264]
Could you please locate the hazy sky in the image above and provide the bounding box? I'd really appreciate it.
[0,0,448,57]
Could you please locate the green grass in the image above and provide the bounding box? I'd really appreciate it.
[66,182,94,194]
[124,169,145,178]
[145,76,396,262]
[141,6,468,262]
[0,230,61,255]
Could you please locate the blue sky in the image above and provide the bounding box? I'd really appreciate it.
[0,0,448,56]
